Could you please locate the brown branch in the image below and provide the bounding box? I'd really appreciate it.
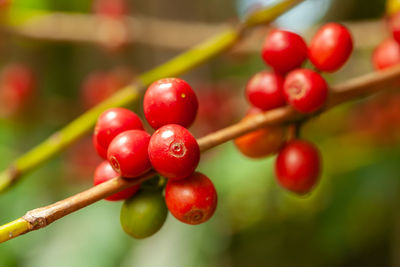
[1,65,400,243]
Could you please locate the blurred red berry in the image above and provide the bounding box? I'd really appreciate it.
[93,161,140,201]
[309,23,353,72]
[107,130,151,178]
[165,172,217,225]
[283,69,328,113]
[148,124,200,180]
[144,78,198,130]
[234,108,287,158]
[372,38,400,70]
[93,0,127,18]
[275,139,321,194]
[389,11,400,45]
[93,108,144,158]
[245,71,286,111]
[81,72,120,109]
[261,29,308,74]
[0,64,36,117]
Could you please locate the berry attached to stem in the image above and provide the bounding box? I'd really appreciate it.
[283,68,328,113]
[165,172,217,225]
[261,29,308,74]
[120,189,168,239]
[309,23,353,72]
[144,78,198,130]
[275,139,321,194]
[107,130,151,178]
[148,124,200,180]
[93,161,140,201]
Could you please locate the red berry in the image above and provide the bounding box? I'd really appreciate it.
[372,38,400,70]
[261,30,308,74]
[93,0,127,18]
[93,161,140,201]
[309,23,353,72]
[245,71,286,110]
[234,108,287,158]
[275,139,321,194]
[144,78,198,130]
[165,172,217,225]
[0,64,36,117]
[93,108,144,158]
[81,71,120,109]
[390,11,400,44]
[283,69,328,113]
[107,130,151,178]
[148,124,200,180]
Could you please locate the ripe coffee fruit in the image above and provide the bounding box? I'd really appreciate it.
[275,139,321,194]
[261,29,308,74]
[107,130,151,178]
[148,124,200,180]
[234,108,287,158]
[120,189,168,239]
[283,68,328,113]
[165,172,217,225]
[93,108,144,158]
[144,78,198,129]
[245,71,286,110]
[93,161,140,201]
[372,38,400,70]
[309,23,353,72]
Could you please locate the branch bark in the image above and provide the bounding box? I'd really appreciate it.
[1,64,400,244]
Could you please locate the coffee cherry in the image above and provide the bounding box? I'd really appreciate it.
[261,29,308,74]
[275,139,321,194]
[283,69,328,113]
[93,161,140,201]
[107,130,151,178]
[245,71,286,111]
[390,11,400,45]
[372,38,400,70]
[309,23,353,72]
[144,78,198,129]
[165,172,217,225]
[120,189,168,239]
[0,64,36,117]
[148,124,200,180]
[234,108,287,158]
[93,108,144,158]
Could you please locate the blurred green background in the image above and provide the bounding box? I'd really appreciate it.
[1,0,399,266]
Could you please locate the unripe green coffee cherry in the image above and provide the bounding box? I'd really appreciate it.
[120,189,168,239]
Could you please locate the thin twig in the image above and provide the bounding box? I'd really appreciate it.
[1,64,400,243]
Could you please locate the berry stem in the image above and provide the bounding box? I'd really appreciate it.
[1,63,400,243]
[0,0,302,193]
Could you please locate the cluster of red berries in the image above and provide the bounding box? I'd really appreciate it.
[236,23,353,194]
[92,78,217,238]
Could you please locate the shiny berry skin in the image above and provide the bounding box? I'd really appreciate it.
[372,38,400,70]
[309,23,353,72]
[148,124,200,180]
[120,189,168,239]
[261,30,308,74]
[283,69,328,113]
[275,140,321,194]
[93,161,140,201]
[107,130,151,178]
[144,78,198,130]
[165,172,217,225]
[245,71,286,111]
[234,108,287,158]
[93,108,144,158]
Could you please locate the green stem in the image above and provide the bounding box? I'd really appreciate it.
[0,0,302,193]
